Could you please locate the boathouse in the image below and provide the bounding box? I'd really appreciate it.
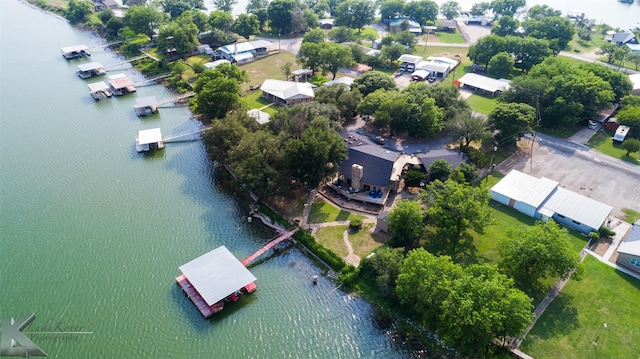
[87,81,112,100]
[61,45,90,59]
[176,246,257,318]
[135,128,164,152]
[76,62,106,79]
[134,96,158,116]
[108,74,136,96]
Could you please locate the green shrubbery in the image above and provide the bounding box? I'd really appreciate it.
[599,225,616,238]
[460,145,489,168]
[294,230,346,271]
[349,218,363,231]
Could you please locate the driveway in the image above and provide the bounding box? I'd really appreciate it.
[499,134,640,217]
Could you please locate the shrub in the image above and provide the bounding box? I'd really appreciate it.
[338,265,359,289]
[599,226,616,238]
[460,145,489,168]
[589,231,600,241]
[349,218,363,231]
[192,61,206,74]
[294,230,346,271]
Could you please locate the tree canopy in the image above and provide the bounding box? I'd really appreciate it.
[123,5,165,39]
[334,0,376,32]
[387,200,424,249]
[267,0,296,34]
[353,71,397,96]
[440,1,460,20]
[66,0,93,24]
[489,102,536,146]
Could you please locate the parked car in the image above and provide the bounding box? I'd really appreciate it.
[427,76,437,83]
[588,120,598,130]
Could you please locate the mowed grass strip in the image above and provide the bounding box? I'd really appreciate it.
[587,129,640,164]
[521,255,640,359]
[315,223,386,259]
[309,199,365,223]
[464,94,499,115]
[240,51,300,92]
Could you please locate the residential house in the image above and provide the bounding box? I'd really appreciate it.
[630,74,640,95]
[212,40,272,64]
[612,31,640,52]
[260,79,315,105]
[319,19,335,29]
[490,170,613,234]
[92,0,118,12]
[389,18,422,35]
[456,73,511,97]
[616,220,640,274]
[322,77,354,89]
[416,149,467,169]
[436,19,457,32]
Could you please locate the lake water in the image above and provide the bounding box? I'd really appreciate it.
[214,0,639,29]
[0,1,417,358]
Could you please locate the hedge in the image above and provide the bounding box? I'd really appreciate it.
[294,230,346,271]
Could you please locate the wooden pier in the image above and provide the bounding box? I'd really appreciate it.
[241,229,297,266]
[176,274,220,318]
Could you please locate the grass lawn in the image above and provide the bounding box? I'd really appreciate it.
[239,51,299,92]
[240,91,278,115]
[464,94,498,115]
[315,223,386,259]
[537,125,580,139]
[622,208,640,223]
[567,32,607,54]
[354,27,378,41]
[587,129,640,165]
[521,256,640,359]
[309,198,365,224]
[432,30,466,44]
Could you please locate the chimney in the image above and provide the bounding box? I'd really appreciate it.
[351,164,363,191]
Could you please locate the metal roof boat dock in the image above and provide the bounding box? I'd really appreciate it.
[176,246,257,318]
[135,128,164,152]
[87,81,112,100]
[76,62,106,79]
[134,96,159,116]
[61,44,90,59]
[108,74,136,96]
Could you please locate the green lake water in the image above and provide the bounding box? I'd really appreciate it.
[0,1,417,357]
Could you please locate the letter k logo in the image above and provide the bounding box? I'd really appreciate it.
[0,314,47,357]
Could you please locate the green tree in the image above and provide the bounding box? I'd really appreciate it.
[489,102,536,146]
[427,159,452,182]
[123,5,165,39]
[621,95,640,108]
[379,0,405,22]
[193,67,245,119]
[356,89,393,116]
[597,42,618,64]
[508,36,552,73]
[396,249,465,326]
[66,0,93,24]
[360,247,404,298]
[246,0,268,13]
[394,30,417,48]
[209,10,234,32]
[284,118,348,187]
[487,51,514,79]
[328,26,357,43]
[232,14,260,40]
[161,0,193,18]
[381,43,406,64]
[403,0,438,27]
[579,63,633,101]
[337,89,363,120]
[451,162,477,183]
[439,264,533,357]
[470,1,490,16]
[268,0,296,34]
[491,16,518,37]
[524,16,575,53]
[319,42,353,79]
[298,42,323,74]
[213,0,236,12]
[527,4,561,20]
[374,94,417,135]
[353,71,397,96]
[421,180,490,252]
[490,0,525,17]
[334,0,376,32]
[467,35,507,68]
[202,112,251,163]
[402,84,445,137]
[448,111,491,147]
[627,52,640,71]
[230,131,286,196]
[440,1,460,20]
[622,138,640,156]
[279,61,293,80]
[303,28,326,43]
[499,220,583,288]
[387,200,424,249]
[617,106,640,136]
[157,17,199,55]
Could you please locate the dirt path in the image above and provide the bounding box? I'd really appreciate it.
[342,230,361,267]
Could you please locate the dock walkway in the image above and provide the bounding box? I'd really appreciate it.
[175,274,215,318]
[241,229,296,266]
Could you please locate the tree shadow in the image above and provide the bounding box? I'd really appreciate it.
[526,292,580,340]
[336,210,351,221]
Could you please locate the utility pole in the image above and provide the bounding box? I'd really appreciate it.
[485,145,497,187]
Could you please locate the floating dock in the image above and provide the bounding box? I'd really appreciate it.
[135,128,164,152]
[176,246,257,318]
[108,74,136,96]
[61,44,90,60]
[76,62,106,79]
[134,96,158,116]
[87,81,112,100]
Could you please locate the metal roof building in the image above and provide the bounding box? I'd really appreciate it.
[491,170,612,233]
[260,79,315,105]
[457,73,511,96]
[616,220,640,273]
[179,246,256,307]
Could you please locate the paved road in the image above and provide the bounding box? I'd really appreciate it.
[559,51,639,74]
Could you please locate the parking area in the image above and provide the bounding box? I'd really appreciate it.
[498,139,640,217]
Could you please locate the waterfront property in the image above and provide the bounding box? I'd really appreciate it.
[490,170,613,234]
[87,81,112,100]
[211,40,272,65]
[61,44,90,59]
[260,79,315,105]
[76,62,106,79]
[135,128,164,152]
[176,246,257,318]
[134,96,158,116]
[108,74,136,96]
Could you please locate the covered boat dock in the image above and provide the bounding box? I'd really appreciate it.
[135,128,164,152]
[87,81,112,100]
[61,44,90,59]
[134,96,158,116]
[176,246,257,318]
[108,74,136,96]
[76,62,106,79]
